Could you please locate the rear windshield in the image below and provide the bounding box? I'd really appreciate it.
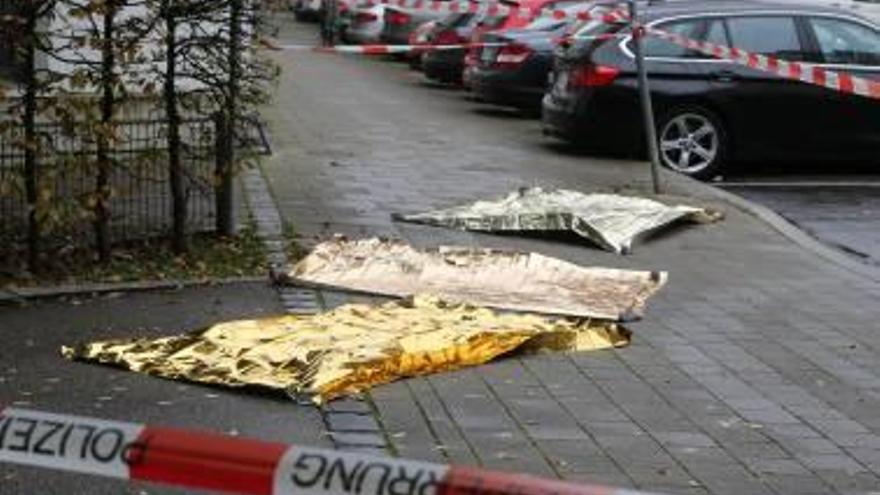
[440,13,476,28]
[571,7,623,38]
[525,15,567,31]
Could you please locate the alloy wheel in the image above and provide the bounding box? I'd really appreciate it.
[659,113,719,175]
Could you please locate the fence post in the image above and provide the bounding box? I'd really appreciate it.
[629,0,662,194]
[214,112,235,236]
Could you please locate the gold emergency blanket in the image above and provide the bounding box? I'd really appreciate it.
[289,238,666,321]
[61,296,629,404]
[393,187,723,254]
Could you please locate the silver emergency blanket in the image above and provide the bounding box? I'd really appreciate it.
[288,237,666,321]
[393,187,723,254]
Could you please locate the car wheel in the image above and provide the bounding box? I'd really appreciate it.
[657,106,727,180]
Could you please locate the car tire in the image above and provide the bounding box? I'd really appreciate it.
[656,105,728,181]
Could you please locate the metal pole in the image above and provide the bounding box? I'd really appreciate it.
[629,0,662,194]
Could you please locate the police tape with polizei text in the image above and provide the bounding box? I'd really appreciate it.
[0,406,662,495]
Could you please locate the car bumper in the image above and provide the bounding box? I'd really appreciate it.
[470,68,544,109]
[346,26,383,44]
[423,52,465,82]
[380,27,412,45]
[541,88,640,149]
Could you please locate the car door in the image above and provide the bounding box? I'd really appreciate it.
[803,15,880,152]
[704,15,818,157]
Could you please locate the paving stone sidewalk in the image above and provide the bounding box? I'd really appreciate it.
[257,16,880,495]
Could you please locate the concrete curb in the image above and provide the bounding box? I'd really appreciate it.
[243,161,391,454]
[0,276,268,304]
[664,170,880,283]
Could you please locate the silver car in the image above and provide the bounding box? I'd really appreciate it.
[346,4,387,43]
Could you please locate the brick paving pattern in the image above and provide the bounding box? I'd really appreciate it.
[256,16,880,494]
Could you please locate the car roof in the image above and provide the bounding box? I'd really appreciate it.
[641,0,879,22]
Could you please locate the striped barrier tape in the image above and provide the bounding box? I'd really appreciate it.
[340,0,630,24]
[649,27,880,100]
[271,42,508,53]
[0,406,659,495]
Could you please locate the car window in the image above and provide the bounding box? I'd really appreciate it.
[705,19,728,46]
[572,7,624,39]
[639,19,704,58]
[809,17,880,65]
[726,16,807,61]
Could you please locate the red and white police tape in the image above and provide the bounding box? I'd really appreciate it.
[339,0,629,24]
[650,27,880,101]
[269,42,507,54]
[0,406,657,495]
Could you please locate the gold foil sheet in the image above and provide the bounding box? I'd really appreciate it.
[289,237,665,321]
[61,296,629,404]
[393,187,723,254]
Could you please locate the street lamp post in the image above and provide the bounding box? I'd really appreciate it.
[629,0,663,194]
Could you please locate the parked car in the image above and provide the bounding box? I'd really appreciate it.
[380,0,477,45]
[345,3,387,44]
[292,0,323,22]
[541,0,880,179]
[422,11,495,82]
[468,2,599,109]
[462,0,588,87]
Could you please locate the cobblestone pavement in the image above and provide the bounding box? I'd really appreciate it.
[261,17,880,495]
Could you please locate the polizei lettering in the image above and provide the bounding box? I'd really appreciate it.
[274,447,449,495]
[0,408,145,479]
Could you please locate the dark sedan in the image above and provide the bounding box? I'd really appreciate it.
[422,12,488,83]
[542,0,880,179]
[469,3,598,111]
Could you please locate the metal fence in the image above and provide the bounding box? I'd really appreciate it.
[0,115,269,248]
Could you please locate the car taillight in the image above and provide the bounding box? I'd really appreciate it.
[387,10,411,25]
[434,30,464,45]
[569,64,619,87]
[355,11,377,23]
[493,43,531,69]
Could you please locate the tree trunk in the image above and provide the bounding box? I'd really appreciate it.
[23,11,39,273]
[215,0,242,237]
[94,3,116,262]
[164,7,187,253]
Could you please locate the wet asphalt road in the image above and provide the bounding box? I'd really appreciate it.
[717,173,880,267]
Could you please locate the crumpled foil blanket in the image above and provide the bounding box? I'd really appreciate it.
[61,296,630,404]
[288,237,666,321]
[393,187,723,254]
